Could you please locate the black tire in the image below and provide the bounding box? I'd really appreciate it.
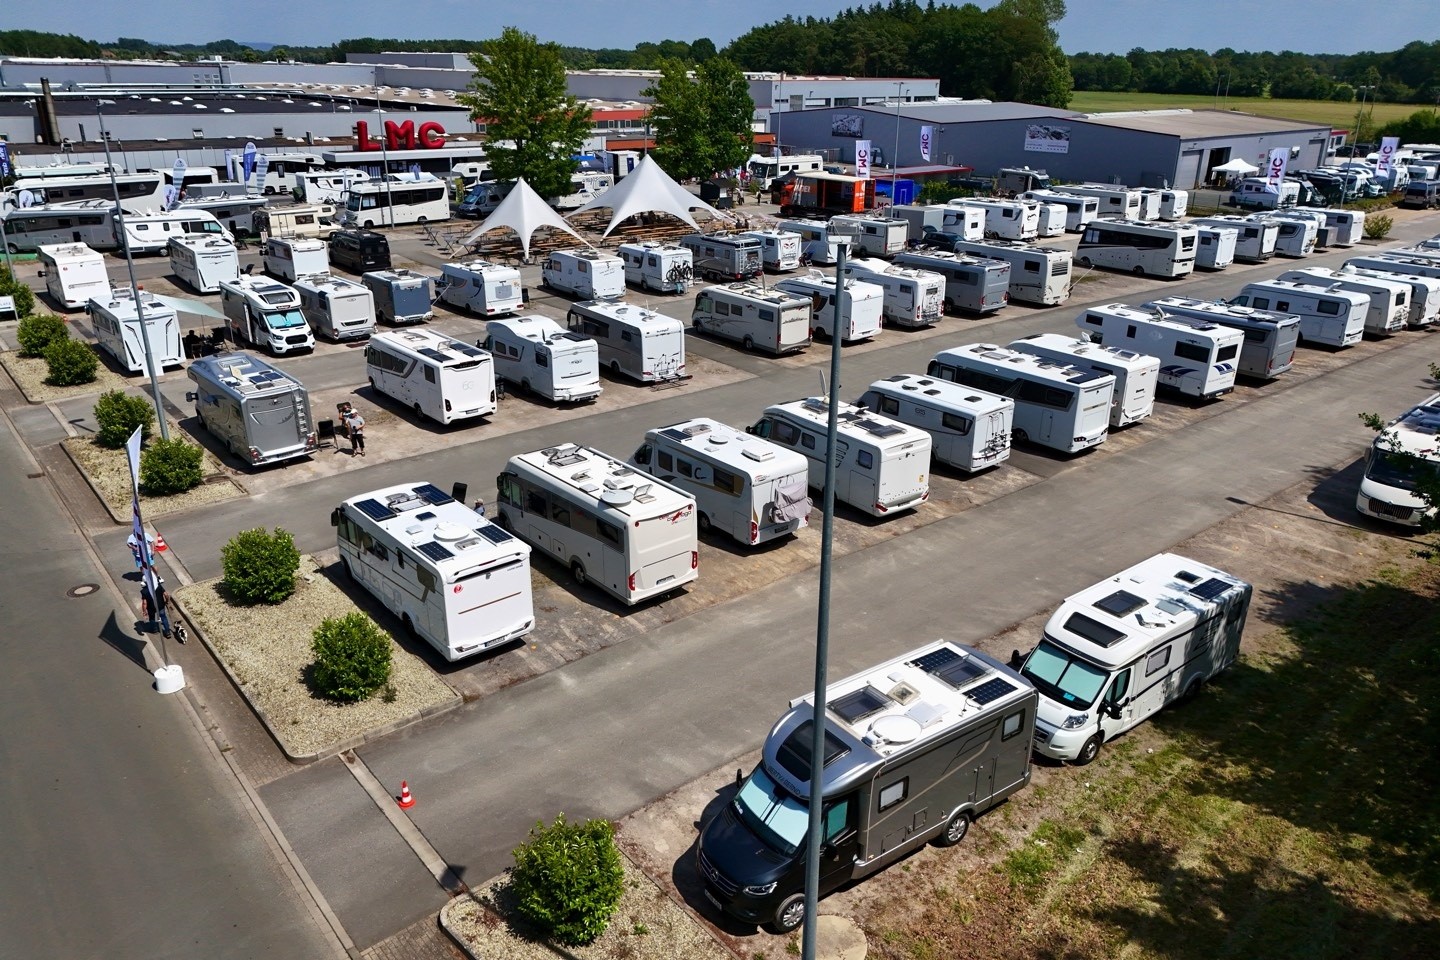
[768,893,806,934]
[1180,676,1203,703]
[934,809,972,847]
[363,220,374,229]
[412,402,421,416]
[401,612,418,639]
[1074,733,1102,766]
[610,360,621,376]
[742,335,755,352]
[1013,428,1029,444]
[1133,265,1145,276]
[1079,256,1093,268]
[369,377,377,390]
[416,216,427,224]
[520,379,531,395]
[6,243,18,255]
[697,512,712,534]
[571,561,587,586]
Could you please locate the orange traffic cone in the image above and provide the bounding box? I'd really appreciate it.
[397,780,415,809]
[154,533,168,553]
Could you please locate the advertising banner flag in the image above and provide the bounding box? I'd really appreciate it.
[1376,136,1400,175]
[1265,147,1289,193]
[0,140,11,178]
[241,141,257,185]
[919,126,933,163]
[855,139,872,179]
[253,153,271,193]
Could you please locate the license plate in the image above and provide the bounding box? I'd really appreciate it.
[658,575,675,585]
[704,889,723,910]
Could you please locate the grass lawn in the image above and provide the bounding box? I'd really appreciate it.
[1069,90,1425,131]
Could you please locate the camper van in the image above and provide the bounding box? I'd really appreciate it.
[892,250,1011,315]
[679,233,764,281]
[1267,209,1332,249]
[218,275,315,355]
[496,443,699,605]
[1248,213,1315,257]
[928,343,1115,454]
[333,482,535,661]
[829,214,908,257]
[1276,267,1408,336]
[841,258,945,328]
[1355,392,1440,526]
[775,219,852,265]
[1076,219,1198,278]
[951,238,1072,306]
[253,205,336,241]
[187,352,317,466]
[1194,226,1238,271]
[263,236,329,282]
[365,329,497,424]
[119,208,231,255]
[1229,280,1369,348]
[1338,265,1440,328]
[1018,190,1099,232]
[1189,216,1278,263]
[566,300,687,383]
[740,229,803,272]
[1076,303,1242,399]
[857,374,1013,472]
[38,243,108,310]
[437,259,524,316]
[87,288,183,375]
[1009,332,1159,428]
[629,417,811,545]
[541,249,626,300]
[1144,296,1300,380]
[951,198,1040,241]
[363,269,434,326]
[1065,184,1146,219]
[169,234,239,294]
[1019,553,1251,765]
[483,315,602,403]
[773,274,885,343]
[617,241,694,293]
[1230,177,1300,209]
[699,639,1035,933]
[692,283,812,355]
[294,274,375,342]
[455,180,515,218]
[327,229,392,274]
[746,153,824,191]
[749,398,931,517]
[1157,189,1188,220]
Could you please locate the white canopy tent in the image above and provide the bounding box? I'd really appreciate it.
[569,155,730,236]
[461,178,589,259]
[1211,158,1260,175]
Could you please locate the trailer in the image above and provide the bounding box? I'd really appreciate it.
[187,352,317,466]
[38,242,108,310]
[1229,279,1368,348]
[363,269,433,326]
[437,259,524,316]
[773,171,875,217]
[87,287,183,374]
[1338,264,1440,328]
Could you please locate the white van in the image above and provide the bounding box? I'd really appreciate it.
[1276,267,1408,337]
[169,234,239,294]
[483,315,601,403]
[566,300,687,383]
[1010,332,1159,428]
[87,288,183,374]
[857,374,1013,473]
[740,228,803,272]
[294,274,375,342]
[617,241,693,293]
[542,248,625,299]
[365,329,497,424]
[263,237,329,282]
[1356,392,1440,526]
[841,257,945,328]
[38,242,108,310]
[773,273,885,343]
[1194,226,1238,271]
[1229,280,1369,348]
[692,283,811,354]
[1076,303,1242,399]
[437,260,524,317]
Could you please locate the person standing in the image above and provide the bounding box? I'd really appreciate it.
[345,408,366,457]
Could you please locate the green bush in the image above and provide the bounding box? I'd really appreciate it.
[310,612,393,702]
[1364,213,1394,240]
[140,436,204,495]
[221,526,301,604]
[1,280,37,319]
[16,313,69,357]
[510,814,624,946]
[94,390,156,448]
[43,337,98,386]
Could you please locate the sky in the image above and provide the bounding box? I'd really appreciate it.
[2,0,1437,56]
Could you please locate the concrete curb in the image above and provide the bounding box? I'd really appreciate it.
[57,432,248,526]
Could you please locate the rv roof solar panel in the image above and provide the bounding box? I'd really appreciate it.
[966,676,1018,706]
[416,541,455,562]
[354,498,396,521]
[855,419,905,438]
[830,687,893,724]
[412,483,454,506]
[1094,589,1147,617]
[1188,577,1232,601]
[476,525,514,545]
[908,646,961,674]
[661,427,696,443]
[418,347,448,362]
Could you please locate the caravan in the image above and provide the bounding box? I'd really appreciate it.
[38,243,108,310]
[365,329,497,424]
[294,274,375,342]
[1018,190,1099,232]
[1229,279,1369,348]
[1033,201,1068,238]
[566,300,687,383]
[680,233,763,281]
[1145,296,1299,380]
[542,249,626,299]
[1189,215,1278,263]
[437,260,524,316]
[951,238,1072,306]
[1009,332,1159,428]
[169,234,239,294]
[1355,393,1440,527]
[1076,303,1242,399]
[218,275,315,355]
[483,315,602,403]
[891,250,1010,315]
[1276,267,1409,337]
[263,236,329,282]
[857,374,1013,473]
[692,283,812,355]
[187,352,317,466]
[87,288,183,374]
[950,198,1040,241]
[364,269,434,326]
[1157,189,1188,220]
[253,205,335,241]
[618,241,694,293]
[740,229,803,272]
[773,274,885,343]
[841,258,945,328]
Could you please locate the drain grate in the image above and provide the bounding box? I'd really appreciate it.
[67,583,100,598]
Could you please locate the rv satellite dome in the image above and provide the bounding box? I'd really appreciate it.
[432,522,471,542]
[871,714,922,744]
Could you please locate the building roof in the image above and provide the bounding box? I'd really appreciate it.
[1077,108,1331,139]
[828,100,1077,124]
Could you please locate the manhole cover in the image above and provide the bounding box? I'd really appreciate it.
[67,583,100,598]
[203,474,229,484]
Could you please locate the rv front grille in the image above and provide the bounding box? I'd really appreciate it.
[285,334,310,345]
[1033,727,1051,746]
[1365,498,1416,521]
[697,851,738,896]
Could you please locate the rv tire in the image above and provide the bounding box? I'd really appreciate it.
[413,402,421,416]
[697,512,712,534]
[1074,733,1102,766]
[1180,676,1203,703]
[935,809,972,847]
[1078,256,1093,268]
[742,335,755,351]
[1133,265,1145,276]
[1013,428,1029,444]
[416,216,427,224]
[610,360,621,376]
[520,379,531,395]
[571,561,587,586]
[6,243,17,255]
[341,558,352,580]
[402,612,418,638]
[769,893,806,934]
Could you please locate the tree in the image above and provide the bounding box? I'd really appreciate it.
[457,27,592,202]
[1015,51,1074,108]
[643,58,755,182]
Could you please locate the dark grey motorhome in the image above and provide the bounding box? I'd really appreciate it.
[187,352,318,467]
[362,269,434,326]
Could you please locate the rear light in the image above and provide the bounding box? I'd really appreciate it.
[691,551,699,570]
[248,446,262,464]
[750,521,759,543]
[628,572,636,592]
[445,399,452,412]
[305,432,317,450]
[490,390,496,402]
[875,502,888,513]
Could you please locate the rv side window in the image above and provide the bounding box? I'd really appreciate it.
[877,779,907,811]
[416,568,436,594]
[621,330,634,343]
[712,467,741,496]
[759,308,776,323]
[1024,260,1040,273]
[1145,647,1171,676]
[857,450,874,470]
[824,797,854,842]
[1084,314,1101,326]
[1002,710,1025,740]
[1317,300,1341,316]
[1243,329,1267,344]
[877,396,900,416]
[597,520,622,549]
[941,413,972,435]
[658,451,674,471]
[1274,300,1289,311]
[677,458,694,478]
[1174,341,1209,363]
[550,502,571,527]
[536,351,549,368]
[368,540,388,561]
[800,432,817,450]
[772,421,801,446]
[715,301,731,316]
[525,488,549,514]
[424,365,437,383]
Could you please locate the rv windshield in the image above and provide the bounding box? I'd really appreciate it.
[1022,638,1110,710]
[1366,449,1440,492]
[733,766,809,857]
[264,308,308,330]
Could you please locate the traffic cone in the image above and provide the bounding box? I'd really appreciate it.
[154,533,168,553]
[397,780,415,809]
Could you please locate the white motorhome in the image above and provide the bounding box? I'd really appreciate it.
[566,300,687,383]
[262,236,329,282]
[1019,553,1252,764]
[87,287,183,374]
[333,482,535,661]
[1131,187,1163,220]
[1076,303,1241,399]
[829,214,909,257]
[680,232,764,280]
[891,250,1011,315]
[618,241,694,293]
[629,418,811,545]
[1230,177,1299,210]
[119,208,231,254]
[542,249,625,300]
[774,273,885,343]
[928,344,1114,454]
[951,198,1040,241]
[294,274,375,342]
[365,329,496,424]
[227,152,324,195]
[218,275,315,355]
[749,398,931,517]
[254,205,336,240]
[952,238,1072,306]
[496,443,699,604]
[776,218,851,265]
[1267,208,1332,249]
[363,268,434,326]
[1076,219,1197,278]
[6,171,166,214]
[1157,189,1188,220]
[169,234,239,294]
[1194,226,1238,271]
[295,169,368,206]
[840,257,945,328]
[550,171,614,211]
[1338,264,1440,328]
[176,194,269,237]
[1248,213,1315,257]
[340,173,450,228]
[1144,297,1300,380]
[692,283,812,354]
[186,352,317,466]
[38,242,108,310]
[746,153,824,191]
[437,259,524,317]
[1229,280,1369,348]
[1345,254,1440,286]
[1,201,119,252]
[1033,201,1067,238]
[1064,183,1145,219]
[1018,190,1099,232]
[890,204,984,242]
[1276,267,1408,337]
[740,229,802,272]
[1189,215,1278,263]
[857,374,1013,473]
[483,315,601,403]
[1356,392,1440,527]
[1009,332,1159,428]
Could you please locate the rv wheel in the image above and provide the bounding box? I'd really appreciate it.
[416,216,427,224]
[697,512,712,534]
[769,893,806,934]
[742,335,755,352]
[1074,733,1102,766]
[401,612,418,638]
[1012,428,1029,444]
[1132,265,1146,276]
[413,402,422,416]
[520,379,532,395]
[368,377,377,390]
[610,360,621,376]
[1180,676,1203,703]
[935,809,972,847]
[1078,256,1093,268]
[570,561,588,586]
[6,243,17,255]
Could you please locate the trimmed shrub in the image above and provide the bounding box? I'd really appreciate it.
[139,436,204,495]
[510,814,624,946]
[16,313,69,358]
[2,281,37,319]
[221,527,301,604]
[310,612,393,702]
[1364,213,1394,240]
[43,337,99,386]
[94,390,156,448]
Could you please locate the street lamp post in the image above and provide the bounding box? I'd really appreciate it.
[374,68,393,228]
[890,82,906,204]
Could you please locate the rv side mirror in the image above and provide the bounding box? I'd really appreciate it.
[745,425,755,435]
[185,391,197,403]
[736,768,743,788]
[329,508,340,527]
[1009,649,1023,669]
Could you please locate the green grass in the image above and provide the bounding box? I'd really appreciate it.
[1069,90,1423,131]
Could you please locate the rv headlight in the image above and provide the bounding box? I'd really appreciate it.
[1061,712,1090,730]
[743,882,777,897]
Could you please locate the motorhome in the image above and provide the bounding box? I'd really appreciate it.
[38,243,108,310]
[1144,296,1300,380]
[739,229,802,273]
[1248,213,1315,257]
[1157,189,1188,220]
[1267,209,1333,249]
[1276,267,1409,337]
[364,269,434,326]
[1033,201,1068,238]
[1131,187,1163,220]
[340,174,450,228]
[1,201,119,252]
[698,639,1035,933]
[254,205,336,240]
[1009,333,1159,428]
[629,417,811,545]
[1189,215,1278,263]
[186,352,317,466]
[218,275,315,355]
[775,218,852,265]
[1018,553,1251,765]
[951,238,1072,306]
[773,273,885,343]
[550,171,614,211]
[1355,392,1440,527]
[1194,226,1238,271]
[950,198,1040,241]
[565,300,687,383]
[168,234,239,294]
[1076,219,1197,279]
[927,343,1114,453]
[829,214,908,257]
[680,233,764,281]
[541,249,625,299]
[365,329,496,424]
[618,241,695,293]
[1076,303,1241,399]
[482,315,602,403]
[6,171,166,215]
[840,258,945,328]
[436,259,525,316]
[87,287,183,375]
[262,236,328,282]
[455,179,514,218]
[119,208,231,255]
[496,443,699,604]
[857,375,1013,472]
[327,229,391,274]
[1399,181,1440,209]
[1230,177,1299,210]
[333,482,535,661]
[1064,183,1146,219]
[175,195,269,238]
[692,283,812,355]
[1338,264,1440,328]
[1345,254,1440,285]
[295,169,369,206]
[294,274,375,342]
[892,250,1011,315]
[746,153,824,191]
[1018,190,1099,232]
[748,398,931,517]
[160,165,220,191]
[1229,280,1369,348]
[226,152,324,195]
[892,204,974,243]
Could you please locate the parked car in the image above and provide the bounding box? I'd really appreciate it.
[915,228,966,251]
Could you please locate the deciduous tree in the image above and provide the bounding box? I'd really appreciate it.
[644,58,755,182]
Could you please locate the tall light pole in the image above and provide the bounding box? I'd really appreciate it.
[890,82,906,205]
[97,99,168,442]
[374,67,393,228]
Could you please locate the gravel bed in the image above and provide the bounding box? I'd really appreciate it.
[441,855,728,960]
[62,422,242,521]
[175,556,457,757]
[0,349,131,403]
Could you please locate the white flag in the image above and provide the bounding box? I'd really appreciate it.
[1375,136,1400,175]
[919,126,933,163]
[254,153,271,194]
[1265,147,1288,194]
[855,139,872,180]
